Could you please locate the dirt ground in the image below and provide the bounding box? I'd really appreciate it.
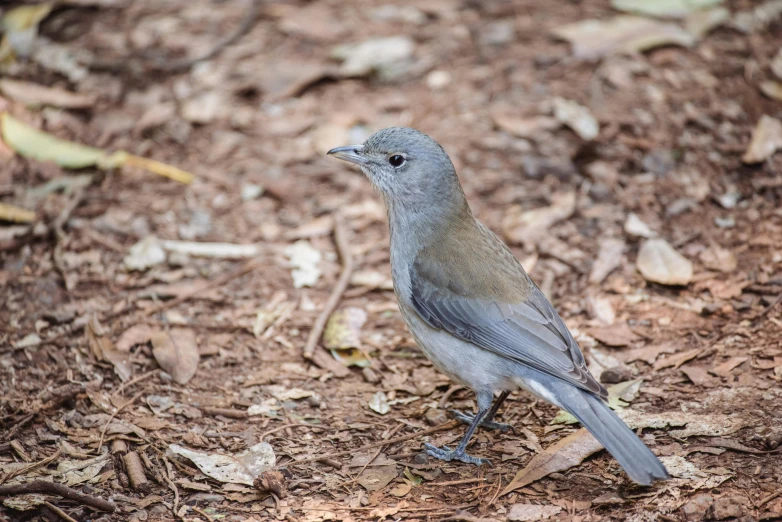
[2,0,782,521]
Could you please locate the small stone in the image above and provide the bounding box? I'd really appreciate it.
[714,216,735,228]
[424,408,448,426]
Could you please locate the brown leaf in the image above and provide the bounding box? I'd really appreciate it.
[502,191,576,247]
[151,328,199,385]
[587,324,640,347]
[637,239,693,286]
[86,315,132,381]
[589,238,625,284]
[507,503,562,521]
[710,356,748,377]
[742,115,782,164]
[617,342,677,365]
[699,244,737,272]
[653,347,703,371]
[680,366,718,387]
[501,428,603,496]
[0,79,95,109]
[116,324,155,352]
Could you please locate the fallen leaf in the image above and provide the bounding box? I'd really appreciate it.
[169,443,275,486]
[637,238,693,286]
[552,16,695,60]
[0,202,35,223]
[685,7,730,38]
[710,356,748,377]
[654,347,703,370]
[389,482,411,497]
[588,324,640,347]
[0,79,94,109]
[507,503,563,521]
[624,213,657,238]
[611,0,724,18]
[267,385,314,401]
[357,464,398,492]
[773,48,782,80]
[759,80,782,101]
[285,240,322,288]
[742,115,782,164]
[680,366,718,386]
[586,294,616,325]
[618,410,751,437]
[285,215,334,240]
[3,494,46,511]
[699,243,737,272]
[86,315,132,382]
[116,324,155,352]
[368,391,390,415]
[501,428,603,495]
[552,98,599,140]
[589,238,625,284]
[1,112,193,183]
[350,270,394,290]
[56,455,109,486]
[124,236,167,271]
[151,328,199,385]
[502,191,576,246]
[323,307,366,350]
[0,3,53,61]
[332,36,415,79]
[490,105,561,138]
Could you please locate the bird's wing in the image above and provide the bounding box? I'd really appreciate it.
[410,250,607,399]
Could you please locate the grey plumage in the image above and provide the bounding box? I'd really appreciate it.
[327,127,668,484]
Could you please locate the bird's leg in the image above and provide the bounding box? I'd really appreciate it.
[424,407,492,466]
[450,391,512,432]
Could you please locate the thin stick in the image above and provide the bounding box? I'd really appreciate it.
[44,501,79,522]
[0,481,115,512]
[96,389,146,453]
[303,214,354,361]
[759,488,782,507]
[258,423,325,440]
[284,420,458,467]
[111,369,158,398]
[431,478,488,487]
[0,449,61,485]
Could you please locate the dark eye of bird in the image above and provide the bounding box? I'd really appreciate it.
[388,154,405,168]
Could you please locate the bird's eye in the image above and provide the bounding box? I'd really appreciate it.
[388,154,406,168]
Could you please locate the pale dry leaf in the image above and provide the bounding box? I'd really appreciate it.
[368,391,390,415]
[759,80,782,101]
[0,78,95,109]
[507,504,563,521]
[0,202,35,223]
[124,236,166,271]
[731,0,782,33]
[742,115,782,163]
[589,238,626,284]
[323,307,367,350]
[389,482,411,497]
[698,244,737,272]
[552,97,599,140]
[501,428,603,496]
[285,240,322,288]
[586,294,616,325]
[654,347,703,370]
[773,48,782,80]
[116,324,155,352]
[624,213,657,238]
[502,191,576,246]
[618,410,751,437]
[151,328,199,385]
[552,16,695,60]
[685,7,730,38]
[285,215,334,240]
[267,385,313,401]
[637,238,693,285]
[169,443,275,486]
[350,270,394,290]
[490,104,561,138]
[357,464,398,492]
[587,323,640,347]
[619,342,677,364]
[611,0,723,18]
[332,36,415,78]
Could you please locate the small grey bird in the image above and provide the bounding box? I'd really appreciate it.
[327,127,668,485]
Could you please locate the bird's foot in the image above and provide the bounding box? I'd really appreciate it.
[423,443,492,466]
[449,410,512,433]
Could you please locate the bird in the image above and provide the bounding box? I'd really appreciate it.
[327,127,668,485]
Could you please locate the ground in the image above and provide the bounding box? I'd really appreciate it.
[1,0,782,521]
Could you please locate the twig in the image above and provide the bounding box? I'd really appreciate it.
[162,457,180,518]
[123,451,149,491]
[258,423,325,440]
[284,420,459,467]
[43,501,79,522]
[141,256,265,318]
[52,187,88,291]
[96,388,146,453]
[303,214,354,361]
[201,407,248,419]
[431,478,488,487]
[0,450,61,485]
[759,487,782,507]
[0,481,115,512]
[111,369,159,398]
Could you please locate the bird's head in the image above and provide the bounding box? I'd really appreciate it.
[327,127,466,214]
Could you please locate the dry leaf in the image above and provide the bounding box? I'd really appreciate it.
[619,410,751,437]
[552,98,599,140]
[685,7,730,38]
[589,238,625,284]
[0,202,35,223]
[124,236,166,271]
[151,328,199,385]
[86,315,132,382]
[285,240,322,288]
[624,213,657,238]
[710,356,748,377]
[368,391,390,415]
[332,36,415,78]
[552,16,695,60]
[1,112,193,183]
[588,324,640,347]
[501,428,603,495]
[507,504,563,521]
[731,0,782,33]
[116,324,155,352]
[759,80,782,101]
[389,482,412,497]
[742,115,782,164]
[0,79,95,109]
[169,443,275,486]
[611,0,724,18]
[654,347,702,370]
[323,307,367,349]
[699,243,737,272]
[502,191,576,246]
[637,238,693,286]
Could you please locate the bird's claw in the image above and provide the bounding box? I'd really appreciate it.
[423,442,492,466]
[449,410,513,433]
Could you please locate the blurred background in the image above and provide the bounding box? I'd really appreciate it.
[1,0,782,520]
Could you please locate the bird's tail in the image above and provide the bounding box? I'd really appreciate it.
[550,383,669,485]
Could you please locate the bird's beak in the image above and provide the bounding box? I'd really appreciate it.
[327,145,368,166]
